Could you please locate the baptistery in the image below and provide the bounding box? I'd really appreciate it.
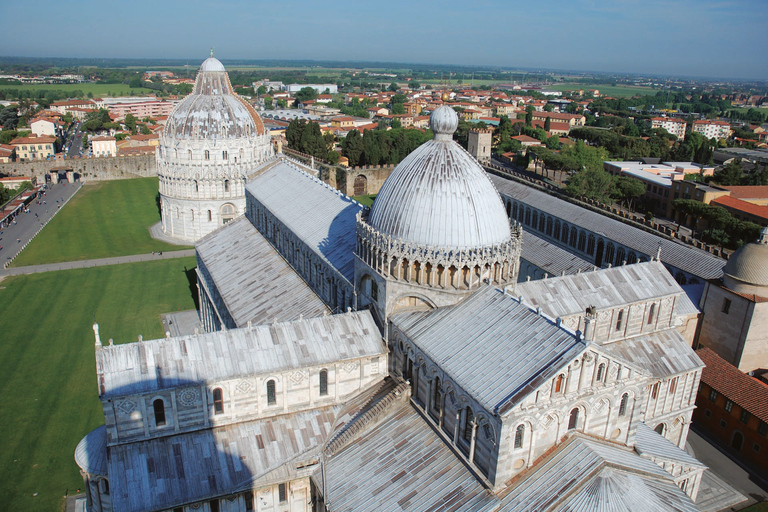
[157,54,273,242]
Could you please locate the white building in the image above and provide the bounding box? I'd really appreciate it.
[651,117,687,139]
[156,54,273,243]
[76,106,711,512]
[91,136,117,157]
[285,83,338,94]
[692,120,732,140]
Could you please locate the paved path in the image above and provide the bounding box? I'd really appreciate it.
[0,180,83,267]
[0,249,196,277]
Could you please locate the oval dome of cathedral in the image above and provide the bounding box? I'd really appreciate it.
[367,105,511,249]
[722,226,768,290]
[164,56,265,140]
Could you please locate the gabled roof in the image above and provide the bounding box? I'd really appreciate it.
[513,261,682,318]
[488,175,725,280]
[246,159,362,283]
[697,347,768,423]
[499,434,699,512]
[599,329,702,378]
[96,310,384,398]
[391,286,585,414]
[196,216,330,326]
[324,401,498,512]
[635,423,706,470]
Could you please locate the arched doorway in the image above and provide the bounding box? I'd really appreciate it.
[353,175,368,196]
[220,203,237,224]
[731,431,744,451]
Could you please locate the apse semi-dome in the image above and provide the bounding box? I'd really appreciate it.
[367,105,512,249]
[164,56,265,140]
[722,226,768,295]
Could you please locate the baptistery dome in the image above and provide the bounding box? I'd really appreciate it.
[368,105,512,249]
[164,56,265,140]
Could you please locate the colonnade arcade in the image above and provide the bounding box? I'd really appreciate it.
[356,212,523,292]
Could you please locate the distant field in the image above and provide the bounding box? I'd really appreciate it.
[0,82,155,97]
[11,178,189,266]
[545,83,660,97]
[726,106,768,114]
[0,257,198,512]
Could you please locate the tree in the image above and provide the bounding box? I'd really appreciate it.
[263,97,273,109]
[545,135,561,150]
[544,116,551,132]
[565,167,616,203]
[391,103,405,115]
[0,107,19,129]
[388,82,398,92]
[124,113,137,135]
[525,106,533,127]
[256,85,267,96]
[294,87,318,104]
[711,160,743,186]
[129,75,143,89]
[544,104,554,112]
[615,176,645,211]
[409,81,421,90]
[391,118,402,129]
[342,129,364,166]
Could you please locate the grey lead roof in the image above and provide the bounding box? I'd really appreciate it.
[498,434,699,512]
[247,160,361,282]
[599,329,703,379]
[324,402,498,512]
[520,229,595,278]
[97,311,384,398]
[513,261,682,318]
[392,286,585,413]
[489,174,725,280]
[634,423,706,469]
[196,216,330,326]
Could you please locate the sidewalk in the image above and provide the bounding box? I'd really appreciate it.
[0,249,196,277]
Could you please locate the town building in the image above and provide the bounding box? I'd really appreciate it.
[106,99,178,120]
[468,127,492,164]
[0,144,16,162]
[156,55,273,242]
[693,347,768,475]
[286,84,338,94]
[10,135,56,161]
[652,117,687,139]
[77,105,711,512]
[531,111,586,127]
[30,116,63,137]
[692,120,732,140]
[91,136,117,157]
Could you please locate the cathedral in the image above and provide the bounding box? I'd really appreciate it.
[76,57,711,512]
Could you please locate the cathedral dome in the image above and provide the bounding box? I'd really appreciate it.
[367,106,511,249]
[722,226,768,295]
[164,56,265,140]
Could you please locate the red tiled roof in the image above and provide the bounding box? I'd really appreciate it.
[711,195,768,221]
[512,135,541,143]
[697,347,768,423]
[721,186,768,200]
[10,136,56,145]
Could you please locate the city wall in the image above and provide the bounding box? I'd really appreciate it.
[0,154,157,182]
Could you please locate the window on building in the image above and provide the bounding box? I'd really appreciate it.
[194,180,198,192]
[208,210,212,222]
[647,304,656,324]
[555,374,565,393]
[222,150,228,160]
[669,377,677,395]
[615,310,624,331]
[153,399,166,426]
[101,479,109,495]
[596,363,606,382]
[278,483,287,502]
[463,407,474,443]
[741,410,751,424]
[210,500,219,512]
[514,424,525,448]
[724,400,733,412]
[709,389,718,402]
[655,423,666,436]
[651,382,660,399]
[267,380,276,405]
[432,376,441,410]
[568,408,579,430]
[213,388,224,414]
[244,491,254,511]
[224,179,230,192]
[204,150,210,160]
[759,421,768,437]
[619,393,629,417]
[319,370,328,396]
[722,298,731,314]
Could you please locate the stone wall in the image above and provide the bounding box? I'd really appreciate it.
[0,154,157,181]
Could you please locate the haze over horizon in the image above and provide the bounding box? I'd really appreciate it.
[3,0,767,80]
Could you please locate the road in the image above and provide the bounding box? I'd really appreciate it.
[0,180,82,267]
[66,122,84,158]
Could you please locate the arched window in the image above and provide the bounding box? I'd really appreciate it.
[596,363,606,382]
[213,388,224,414]
[619,393,629,416]
[555,374,565,393]
[224,179,230,192]
[655,423,666,436]
[569,226,578,247]
[267,380,276,406]
[188,149,192,160]
[532,211,539,230]
[153,399,166,426]
[204,150,210,160]
[433,376,441,411]
[560,223,569,243]
[194,180,199,192]
[514,424,525,449]
[208,210,212,222]
[222,150,228,160]
[587,234,596,255]
[319,370,328,396]
[616,247,626,266]
[568,408,579,430]
[731,431,744,451]
[578,231,586,252]
[546,217,553,236]
[647,304,656,324]
[463,407,474,442]
[615,310,624,331]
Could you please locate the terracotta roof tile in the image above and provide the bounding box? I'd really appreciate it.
[697,347,768,423]
[711,195,768,221]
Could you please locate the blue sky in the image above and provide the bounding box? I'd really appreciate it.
[2,0,767,80]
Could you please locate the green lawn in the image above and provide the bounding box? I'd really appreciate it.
[0,257,198,512]
[0,82,155,97]
[12,178,189,266]
[352,194,377,207]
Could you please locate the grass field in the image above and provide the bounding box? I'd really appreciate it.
[545,83,661,97]
[0,257,198,512]
[0,82,155,97]
[352,194,377,207]
[11,178,189,266]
